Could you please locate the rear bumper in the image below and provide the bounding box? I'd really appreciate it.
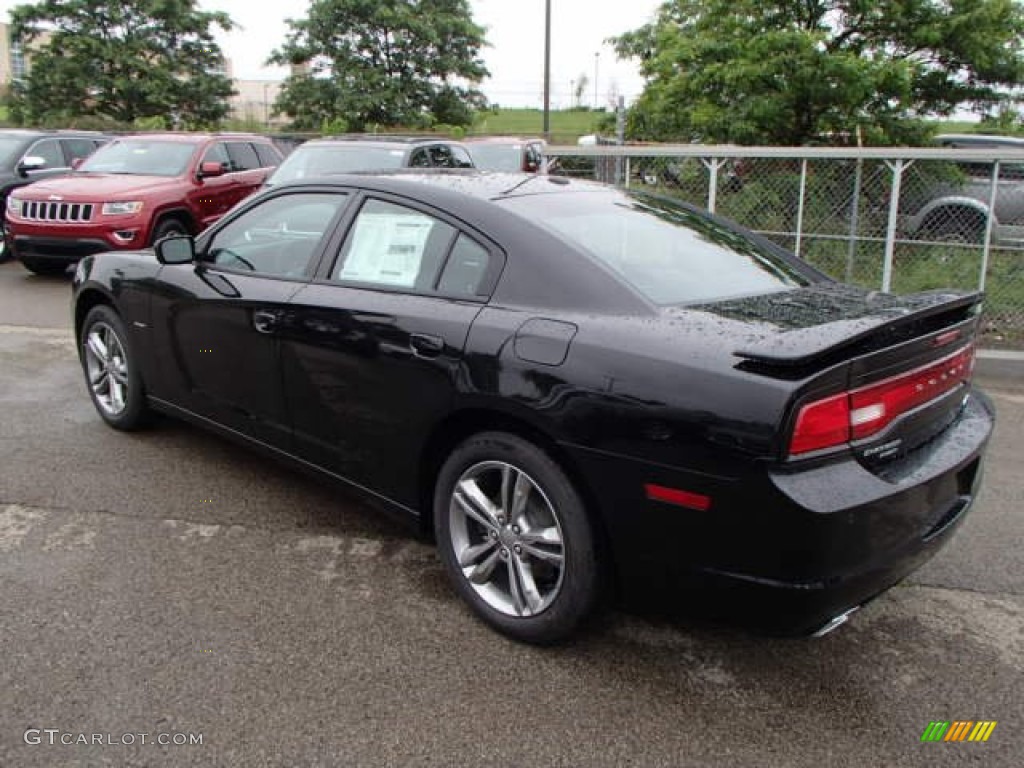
[564,390,994,635]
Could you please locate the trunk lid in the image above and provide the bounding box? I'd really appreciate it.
[690,283,983,467]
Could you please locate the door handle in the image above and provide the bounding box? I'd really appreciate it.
[410,333,445,358]
[253,309,279,334]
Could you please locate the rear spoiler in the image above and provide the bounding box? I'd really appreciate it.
[735,290,983,367]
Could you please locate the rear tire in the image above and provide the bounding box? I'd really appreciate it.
[80,305,149,430]
[21,256,71,276]
[434,431,602,644]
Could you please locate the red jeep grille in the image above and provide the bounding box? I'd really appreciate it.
[23,201,95,223]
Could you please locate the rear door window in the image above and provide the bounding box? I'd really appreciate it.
[62,138,100,163]
[437,234,491,297]
[331,198,456,291]
[254,143,281,168]
[226,142,261,172]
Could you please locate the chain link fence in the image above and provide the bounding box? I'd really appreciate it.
[550,144,1024,348]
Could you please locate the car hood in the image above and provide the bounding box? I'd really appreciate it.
[15,173,184,200]
[669,283,981,367]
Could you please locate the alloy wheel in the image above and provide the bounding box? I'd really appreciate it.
[83,322,130,417]
[448,460,566,617]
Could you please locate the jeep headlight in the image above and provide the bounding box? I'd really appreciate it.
[101,201,144,215]
[6,197,23,216]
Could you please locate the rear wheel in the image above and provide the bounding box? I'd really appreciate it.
[434,432,602,644]
[80,305,149,430]
[21,256,71,276]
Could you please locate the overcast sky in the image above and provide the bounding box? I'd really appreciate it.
[0,0,664,108]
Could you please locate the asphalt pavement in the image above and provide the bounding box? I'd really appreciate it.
[0,260,1021,767]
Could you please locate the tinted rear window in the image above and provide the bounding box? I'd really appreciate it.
[267,145,406,184]
[499,191,810,305]
[467,144,524,172]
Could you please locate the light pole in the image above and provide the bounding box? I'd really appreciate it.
[542,0,551,138]
[594,51,600,110]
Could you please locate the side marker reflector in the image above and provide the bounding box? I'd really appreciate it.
[644,483,712,511]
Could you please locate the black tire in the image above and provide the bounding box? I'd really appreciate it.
[0,233,10,264]
[433,431,602,644]
[79,304,150,430]
[922,209,986,244]
[20,256,71,276]
[149,217,189,246]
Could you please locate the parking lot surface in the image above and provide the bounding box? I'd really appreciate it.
[1,260,1021,767]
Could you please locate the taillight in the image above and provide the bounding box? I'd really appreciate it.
[789,344,974,456]
[789,393,851,455]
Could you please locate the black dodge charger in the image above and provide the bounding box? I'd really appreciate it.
[71,171,993,643]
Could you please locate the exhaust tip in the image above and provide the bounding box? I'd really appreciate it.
[811,606,860,638]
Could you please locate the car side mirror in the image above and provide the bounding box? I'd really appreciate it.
[18,156,46,177]
[155,235,195,264]
[71,158,84,170]
[199,161,226,178]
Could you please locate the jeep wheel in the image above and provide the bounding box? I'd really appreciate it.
[150,218,189,246]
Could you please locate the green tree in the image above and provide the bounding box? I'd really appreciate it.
[269,0,489,131]
[9,0,235,127]
[614,0,1024,145]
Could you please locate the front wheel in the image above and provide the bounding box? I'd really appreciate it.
[434,432,602,644]
[149,217,189,246]
[80,305,149,430]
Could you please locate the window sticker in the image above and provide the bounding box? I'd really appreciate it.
[339,212,434,287]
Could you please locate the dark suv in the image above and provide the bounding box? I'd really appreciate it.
[264,135,475,186]
[7,133,281,274]
[0,129,109,261]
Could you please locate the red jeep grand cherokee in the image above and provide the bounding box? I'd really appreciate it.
[6,133,282,274]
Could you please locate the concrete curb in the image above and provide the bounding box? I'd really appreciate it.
[977,349,1024,384]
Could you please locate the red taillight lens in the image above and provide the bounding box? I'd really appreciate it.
[789,393,851,455]
[789,344,974,457]
[848,344,974,440]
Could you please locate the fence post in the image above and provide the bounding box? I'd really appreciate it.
[845,159,863,283]
[615,95,626,185]
[794,159,808,257]
[979,160,1000,292]
[624,156,631,189]
[702,158,722,214]
[881,159,907,293]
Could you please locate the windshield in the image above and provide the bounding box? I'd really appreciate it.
[267,145,407,185]
[466,144,524,172]
[500,190,811,305]
[0,136,30,166]
[78,140,196,176]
